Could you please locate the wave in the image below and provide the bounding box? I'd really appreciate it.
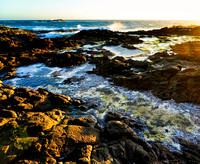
[76,24,106,30]
[108,22,126,31]
[38,31,79,38]
[77,24,83,29]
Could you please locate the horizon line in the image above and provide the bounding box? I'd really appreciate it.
[1,19,200,21]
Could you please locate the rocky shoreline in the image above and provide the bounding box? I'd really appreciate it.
[0,81,199,163]
[0,25,200,163]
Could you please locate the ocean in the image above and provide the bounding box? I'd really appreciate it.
[1,20,200,38]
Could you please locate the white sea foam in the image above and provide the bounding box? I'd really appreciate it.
[32,27,61,31]
[76,24,106,31]
[77,24,83,29]
[103,45,145,60]
[108,22,126,31]
[39,31,79,38]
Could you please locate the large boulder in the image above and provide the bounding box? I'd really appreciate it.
[155,68,200,104]
[22,112,58,135]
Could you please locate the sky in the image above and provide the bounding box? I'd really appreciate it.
[0,0,200,20]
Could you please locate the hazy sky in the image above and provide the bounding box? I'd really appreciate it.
[0,0,200,20]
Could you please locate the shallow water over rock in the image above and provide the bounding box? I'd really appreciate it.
[135,35,200,56]
[3,62,200,150]
[103,46,145,60]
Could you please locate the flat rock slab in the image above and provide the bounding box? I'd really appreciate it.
[66,125,100,144]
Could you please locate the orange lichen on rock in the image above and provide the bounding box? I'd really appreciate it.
[172,41,200,60]
[66,125,100,144]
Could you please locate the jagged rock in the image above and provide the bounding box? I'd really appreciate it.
[0,109,17,118]
[22,112,58,135]
[68,115,97,128]
[102,120,136,140]
[79,145,93,163]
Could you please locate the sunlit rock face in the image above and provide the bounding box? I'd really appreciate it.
[172,41,200,60]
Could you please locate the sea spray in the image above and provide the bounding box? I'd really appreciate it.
[108,22,126,31]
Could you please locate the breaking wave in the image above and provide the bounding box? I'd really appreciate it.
[108,22,126,31]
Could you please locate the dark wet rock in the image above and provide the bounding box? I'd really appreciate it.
[50,71,61,77]
[0,109,18,118]
[91,138,157,164]
[113,64,180,90]
[106,39,122,46]
[91,145,113,163]
[121,43,137,49]
[92,58,130,76]
[63,76,85,84]
[152,143,179,163]
[71,29,143,48]
[178,137,200,151]
[149,51,171,62]
[46,52,87,68]
[112,56,126,62]
[127,25,200,36]
[68,115,97,128]
[51,36,78,49]
[125,139,157,164]
[102,120,137,141]
[37,29,78,34]
[78,105,88,111]
[154,68,200,104]
[104,111,142,130]
[177,138,200,163]
[127,59,152,70]
[104,111,124,122]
